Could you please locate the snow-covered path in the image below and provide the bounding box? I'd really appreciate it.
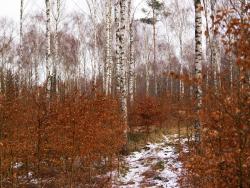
[112,135,184,188]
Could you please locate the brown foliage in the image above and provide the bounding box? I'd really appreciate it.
[180,3,250,187]
[0,89,125,187]
[130,96,163,132]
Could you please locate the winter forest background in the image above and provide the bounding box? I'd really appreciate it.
[0,0,249,187]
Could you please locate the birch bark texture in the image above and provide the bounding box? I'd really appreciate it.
[115,0,120,92]
[54,0,61,65]
[143,26,150,96]
[45,0,52,81]
[54,0,61,75]
[105,0,112,95]
[116,0,128,133]
[52,0,62,95]
[20,0,24,66]
[127,0,135,102]
[209,0,221,92]
[194,0,203,143]
[93,6,98,86]
[153,7,157,96]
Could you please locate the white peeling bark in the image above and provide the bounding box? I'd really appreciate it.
[210,0,221,93]
[93,7,97,86]
[180,37,184,98]
[153,8,157,96]
[170,64,173,96]
[230,55,233,90]
[105,0,112,95]
[211,37,221,92]
[45,0,53,98]
[143,26,150,96]
[52,0,61,94]
[115,0,120,92]
[128,28,135,102]
[45,0,51,75]
[117,0,128,134]
[133,60,136,98]
[180,64,184,98]
[146,63,150,96]
[20,0,24,65]
[54,0,60,70]
[194,0,203,143]
[127,0,134,102]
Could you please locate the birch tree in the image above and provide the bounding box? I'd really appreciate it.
[19,0,24,90]
[144,27,150,96]
[203,0,221,92]
[105,0,112,95]
[194,0,203,143]
[171,1,191,98]
[51,0,63,94]
[45,0,52,93]
[20,0,24,68]
[116,0,128,138]
[115,0,120,92]
[86,0,99,86]
[210,0,221,91]
[141,0,164,96]
[127,0,135,102]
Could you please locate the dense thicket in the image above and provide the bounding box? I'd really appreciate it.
[180,3,250,187]
[0,0,249,187]
[0,85,125,187]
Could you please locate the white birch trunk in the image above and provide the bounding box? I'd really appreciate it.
[133,61,136,98]
[45,0,52,97]
[93,8,97,86]
[210,0,221,93]
[146,63,150,96]
[115,0,120,92]
[117,0,128,135]
[143,26,150,96]
[20,0,24,65]
[129,30,135,102]
[153,8,157,96]
[127,0,134,102]
[52,0,61,94]
[180,64,184,98]
[19,0,24,88]
[230,55,233,90]
[194,0,203,143]
[105,0,112,95]
[211,37,220,92]
[54,0,60,67]
[45,0,51,75]
[180,37,184,98]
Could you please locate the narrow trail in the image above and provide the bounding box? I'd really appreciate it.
[112,135,186,188]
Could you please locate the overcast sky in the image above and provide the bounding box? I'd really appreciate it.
[0,0,84,21]
[0,0,198,63]
[0,0,20,20]
[0,0,147,22]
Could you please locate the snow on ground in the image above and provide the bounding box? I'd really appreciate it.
[112,135,186,188]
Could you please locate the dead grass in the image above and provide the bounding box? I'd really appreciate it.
[142,169,158,179]
[128,119,190,153]
[152,161,165,171]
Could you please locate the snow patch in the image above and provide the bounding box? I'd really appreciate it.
[112,135,186,187]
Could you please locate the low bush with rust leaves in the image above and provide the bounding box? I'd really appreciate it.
[179,3,250,188]
[0,88,125,187]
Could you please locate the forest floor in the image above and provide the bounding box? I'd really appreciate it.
[111,134,187,188]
